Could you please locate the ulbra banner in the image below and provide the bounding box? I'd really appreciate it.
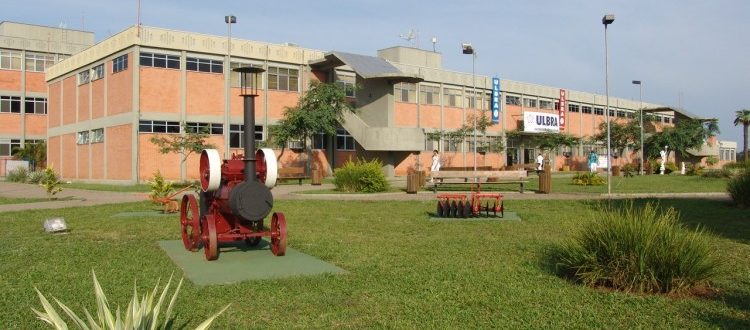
[523,111,560,133]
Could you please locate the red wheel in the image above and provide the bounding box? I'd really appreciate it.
[450,200,458,218]
[436,201,444,217]
[202,214,218,260]
[199,149,221,192]
[463,201,472,218]
[457,201,465,218]
[180,194,200,251]
[271,212,287,256]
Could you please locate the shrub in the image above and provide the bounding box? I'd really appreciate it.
[722,161,750,178]
[27,170,46,184]
[665,162,678,174]
[333,158,389,193]
[701,169,725,178]
[148,170,174,203]
[706,155,719,166]
[727,170,750,208]
[40,166,63,199]
[33,271,228,329]
[6,166,28,182]
[571,172,605,186]
[554,202,721,294]
[685,163,704,176]
[621,163,636,177]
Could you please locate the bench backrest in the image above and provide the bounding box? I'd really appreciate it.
[278,167,306,176]
[432,170,526,179]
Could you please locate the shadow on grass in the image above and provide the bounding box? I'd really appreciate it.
[700,289,750,328]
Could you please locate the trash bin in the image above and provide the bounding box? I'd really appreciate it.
[406,172,420,194]
[416,170,426,188]
[538,165,552,194]
[311,169,322,185]
[612,165,621,177]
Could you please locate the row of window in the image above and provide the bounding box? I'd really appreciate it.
[76,128,104,145]
[395,83,492,109]
[0,49,64,72]
[0,96,47,114]
[431,136,503,152]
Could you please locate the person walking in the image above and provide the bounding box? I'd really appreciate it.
[588,150,599,173]
[430,150,441,183]
[536,153,544,173]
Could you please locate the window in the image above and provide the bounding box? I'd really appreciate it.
[568,104,580,113]
[24,52,55,72]
[91,64,104,80]
[419,85,440,105]
[608,109,615,117]
[554,101,560,110]
[466,91,487,109]
[443,88,462,107]
[24,97,47,114]
[186,122,223,135]
[230,63,263,88]
[76,131,90,145]
[229,124,263,148]
[0,49,22,70]
[664,117,671,123]
[336,128,355,151]
[594,107,604,116]
[78,70,90,85]
[523,98,537,108]
[581,106,592,114]
[444,138,461,152]
[0,138,21,156]
[57,54,70,62]
[335,74,356,97]
[539,99,553,110]
[312,132,326,150]
[91,128,104,143]
[1,96,22,113]
[140,52,180,69]
[505,95,521,106]
[138,120,180,133]
[186,56,223,73]
[288,139,304,150]
[616,110,626,118]
[394,82,416,103]
[113,54,128,73]
[267,66,299,91]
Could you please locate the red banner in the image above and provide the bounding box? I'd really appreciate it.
[558,89,567,131]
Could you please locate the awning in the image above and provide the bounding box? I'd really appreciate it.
[309,51,423,83]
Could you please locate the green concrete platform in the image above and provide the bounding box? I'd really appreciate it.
[158,240,346,285]
[428,211,522,222]
[112,211,177,217]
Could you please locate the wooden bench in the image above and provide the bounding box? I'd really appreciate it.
[277,167,308,185]
[431,170,528,193]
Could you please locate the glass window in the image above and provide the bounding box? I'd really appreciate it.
[581,106,592,114]
[76,131,90,145]
[539,99,553,110]
[444,138,461,152]
[78,70,90,85]
[523,98,537,108]
[312,132,326,150]
[394,83,416,103]
[230,63,263,88]
[91,64,105,80]
[1,96,22,113]
[506,95,521,106]
[24,52,55,72]
[186,56,223,73]
[616,110,626,118]
[335,74,356,97]
[594,107,604,116]
[336,128,355,151]
[113,54,128,73]
[443,88,462,107]
[186,122,223,135]
[0,138,21,156]
[91,128,104,143]
[0,50,22,70]
[419,85,440,105]
[140,52,180,69]
[267,66,299,92]
[568,104,580,113]
[138,120,180,133]
[24,97,47,114]
[229,124,263,148]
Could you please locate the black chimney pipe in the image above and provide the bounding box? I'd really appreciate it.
[233,66,264,183]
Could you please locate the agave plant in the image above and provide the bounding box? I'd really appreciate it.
[33,271,229,330]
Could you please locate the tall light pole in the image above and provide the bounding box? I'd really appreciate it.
[462,43,477,174]
[224,15,236,158]
[632,80,643,175]
[602,14,614,198]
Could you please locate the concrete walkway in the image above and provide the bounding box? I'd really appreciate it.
[0,180,731,212]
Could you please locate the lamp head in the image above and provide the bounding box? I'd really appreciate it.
[225,15,236,24]
[632,80,641,85]
[602,14,615,25]
[461,43,474,54]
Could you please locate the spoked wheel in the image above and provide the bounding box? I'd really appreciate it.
[202,214,219,261]
[436,201,445,217]
[180,194,200,251]
[271,212,287,256]
[486,202,491,217]
[244,220,263,247]
[463,201,472,218]
[450,201,458,218]
[457,201,466,218]
[492,201,498,217]
[500,201,504,218]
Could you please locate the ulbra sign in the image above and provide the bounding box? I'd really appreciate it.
[523,111,560,133]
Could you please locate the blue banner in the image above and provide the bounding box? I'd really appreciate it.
[491,77,500,124]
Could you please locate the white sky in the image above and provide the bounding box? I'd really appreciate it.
[5,0,748,143]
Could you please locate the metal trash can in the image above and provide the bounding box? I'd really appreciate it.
[311,169,322,185]
[538,165,552,194]
[406,172,420,194]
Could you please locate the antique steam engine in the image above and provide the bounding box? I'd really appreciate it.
[179,67,287,261]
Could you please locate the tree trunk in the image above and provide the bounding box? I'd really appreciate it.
[744,123,748,162]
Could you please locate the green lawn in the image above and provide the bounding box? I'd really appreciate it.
[63,182,152,193]
[431,174,729,194]
[1,199,748,328]
[0,196,50,205]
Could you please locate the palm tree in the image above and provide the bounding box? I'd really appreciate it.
[735,109,750,162]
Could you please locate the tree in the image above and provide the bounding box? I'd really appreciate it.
[149,126,216,181]
[13,141,46,170]
[594,121,640,161]
[734,109,750,162]
[274,81,355,171]
[644,118,719,160]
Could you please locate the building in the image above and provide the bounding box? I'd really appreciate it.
[0,21,94,174]
[41,24,724,183]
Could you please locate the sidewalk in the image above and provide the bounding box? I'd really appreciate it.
[0,181,731,212]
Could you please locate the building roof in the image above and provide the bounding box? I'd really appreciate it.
[643,106,715,121]
[310,51,423,83]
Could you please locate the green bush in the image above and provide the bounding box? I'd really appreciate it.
[40,166,63,199]
[722,161,750,178]
[571,172,605,186]
[333,158,389,193]
[34,271,228,329]
[621,163,636,177]
[6,167,28,182]
[554,202,721,294]
[665,162,678,174]
[701,169,725,178]
[148,170,174,203]
[686,163,704,176]
[27,170,46,184]
[727,170,750,208]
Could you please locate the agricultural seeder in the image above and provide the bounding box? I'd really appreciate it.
[179,67,287,261]
[435,191,504,218]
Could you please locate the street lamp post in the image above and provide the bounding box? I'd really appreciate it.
[224,15,236,158]
[602,14,615,198]
[632,80,643,175]
[462,43,477,175]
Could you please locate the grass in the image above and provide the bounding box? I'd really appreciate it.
[1,199,749,328]
[430,174,729,194]
[62,182,151,193]
[0,197,52,205]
